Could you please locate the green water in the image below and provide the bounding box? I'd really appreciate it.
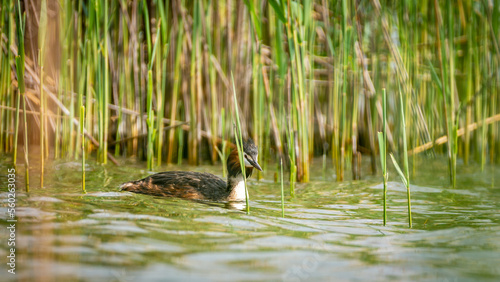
[1,156,500,281]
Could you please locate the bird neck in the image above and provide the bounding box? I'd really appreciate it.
[226,150,253,200]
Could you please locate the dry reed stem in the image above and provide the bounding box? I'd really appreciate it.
[409,113,500,155]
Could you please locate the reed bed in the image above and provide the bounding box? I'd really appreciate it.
[0,0,499,196]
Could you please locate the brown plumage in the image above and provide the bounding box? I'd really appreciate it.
[120,139,262,201]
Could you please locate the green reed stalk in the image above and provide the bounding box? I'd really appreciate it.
[285,116,296,197]
[60,0,74,159]
[177,120,184,165]
[12,12,22,169]
[270,3,286,164]
[158,3,169,163]
[75,0,83,158]
[119,0,130,157]
[491,65,498,164]
[339,0,349,182]
[5,0,15,154]
[464,24,472,165]
[305,2,315,167]
[68,60,75,157]
[146,70,154,170]
[205,0,219,164]
[0,71,3,154]
[188,0,201,165]
[0,0,4,154]
[37,0,47,186]
[473,32,481,163]
[142,0,152,58]
[231,73,250,214]
[400,91,411,228]
[332,56,340,180]
[166,23,184,164]
[284,0,300,183]
[250,30,261,172]
[377,89,387,226]
[292,9,309,183]
[75,43,85,160]
[156,20,166,167]
[280,157,285,218]
[103,0,109,164]
[0,63,4,154]
[390,91,412,229]
[14,0,25,172]
[85,41,93,158]
[481,87,487,171]
[81,106,86,194]
[39,48,45,188]
[116,69,124,157]
[13,87,20,169]
[447,0,457,187]
[481,13,489,170]
[145,20,161,170]
[390,152,411,229]
[435,0,453,185]
[16,43,29,192]
[92,0,103,162]
[214,108,228,178]
[22,91,29,192]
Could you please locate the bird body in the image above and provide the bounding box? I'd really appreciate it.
[120,139,262,201]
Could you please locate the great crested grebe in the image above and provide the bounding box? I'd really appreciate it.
[120,139,262,201]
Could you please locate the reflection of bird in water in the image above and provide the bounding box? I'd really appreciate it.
[120,139,262,201]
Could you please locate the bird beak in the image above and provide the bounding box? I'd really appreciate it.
[249,157,263,171]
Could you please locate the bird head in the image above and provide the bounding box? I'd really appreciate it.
[241,138,262,171]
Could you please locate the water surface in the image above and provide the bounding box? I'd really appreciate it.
[1,156,499,281]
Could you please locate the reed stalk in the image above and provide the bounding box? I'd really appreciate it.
[390,91,412,229]
[14,0,25,172]
[156,20,167,167]
[3,0,14,154]
[145,20,161,171]
[214,108,228,178]
[166,23,184,165]
[280,157,285,218]
[22,91,29,192]
[13,86,20,169]
[377,89,387,226]
[146,70,154,170]
[401,91,412,228]
[39,48,44,188]
[81,106,86,194]
[101,0,109,164]
[232,73,250,214]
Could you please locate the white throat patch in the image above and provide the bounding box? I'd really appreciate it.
[228,176,247,201]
